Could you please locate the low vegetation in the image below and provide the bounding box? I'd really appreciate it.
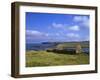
[26,50,89,67]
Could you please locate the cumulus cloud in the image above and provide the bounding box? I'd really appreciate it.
[69,25,80,31]
[73,16,89,28]
[66,33,80,38]
[73,16,88,22]
[26,30,48,39]
[26,30,42,36]
[52,22,65,28]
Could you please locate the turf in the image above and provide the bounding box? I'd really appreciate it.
[26,50,89,67]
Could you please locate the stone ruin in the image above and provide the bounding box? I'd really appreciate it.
[76,44,82,54]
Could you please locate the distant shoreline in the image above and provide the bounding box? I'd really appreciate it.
[26,41,89,44]
[26,41,89,53]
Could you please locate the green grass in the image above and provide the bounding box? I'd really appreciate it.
[26,50,89,67]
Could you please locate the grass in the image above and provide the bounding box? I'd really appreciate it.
[26,50,89,67]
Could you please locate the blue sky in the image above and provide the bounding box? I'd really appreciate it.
[26,12,90,43]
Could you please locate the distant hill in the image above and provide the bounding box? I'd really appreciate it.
[42,41,89,48]
[26,41,89,51]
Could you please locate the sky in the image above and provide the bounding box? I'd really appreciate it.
[26,12,90,43]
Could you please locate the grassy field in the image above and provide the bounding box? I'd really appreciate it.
[26,50,89,67]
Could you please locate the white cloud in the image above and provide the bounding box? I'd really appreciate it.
[66,33,80,38]
[55,33,60,36]
[45,33,49,37]
[26,30,42,35]
[82,19,89,27]
[69,25,80,31]
[73,16,83,22]
[73,16,88,22]
[52,22,65,28]
[45,33,60,37]
[26,30,48,38]
[73,16,89,28]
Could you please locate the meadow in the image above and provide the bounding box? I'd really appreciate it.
[26,50,89,67]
